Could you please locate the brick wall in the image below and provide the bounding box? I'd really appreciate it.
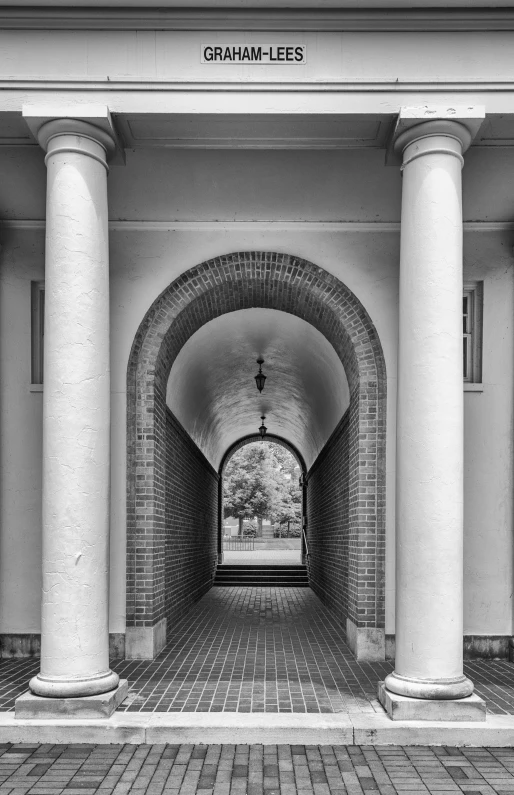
[307,408,351,625]
[307,388,386,631]
[164,407,219,632]
[307,389,386,631]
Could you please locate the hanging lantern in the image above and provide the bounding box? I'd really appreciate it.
[259,415,267,439]
[254,357,267,393]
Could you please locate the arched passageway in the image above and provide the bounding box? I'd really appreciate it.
[126,252,386,660]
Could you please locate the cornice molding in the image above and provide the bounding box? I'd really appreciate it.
[2,8,514,31]
[1,220,513,232]
[2,79,514,93]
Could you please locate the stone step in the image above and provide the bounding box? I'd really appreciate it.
[214,564,308,569]
[213,581,310,587]
[214,563,309,587]
[214,571,308,577]
[215,570,308,577]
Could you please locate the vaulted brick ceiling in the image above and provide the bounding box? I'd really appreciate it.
[166,308,350,470]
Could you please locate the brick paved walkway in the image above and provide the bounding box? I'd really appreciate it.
[116,588,389,714]
[0,588,514,715]
[1,744,514,795]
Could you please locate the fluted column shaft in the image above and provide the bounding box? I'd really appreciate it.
[29,119,119,698]
[385,120,474,700]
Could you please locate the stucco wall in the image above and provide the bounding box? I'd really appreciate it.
[463,232,514,636]
[4,146,514,226]
[0,144,512,640]
[0,227,44,634]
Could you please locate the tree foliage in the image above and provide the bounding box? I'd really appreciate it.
[223,442,302,531]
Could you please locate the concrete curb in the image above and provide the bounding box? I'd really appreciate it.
[0,711,514,745]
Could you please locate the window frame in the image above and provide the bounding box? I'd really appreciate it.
[31,281,45,385]
[463,281,483,385]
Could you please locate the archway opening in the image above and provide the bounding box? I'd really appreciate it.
[221,439,304,565]
[126,252,386,661]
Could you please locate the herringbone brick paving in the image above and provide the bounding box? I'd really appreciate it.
[0,744,514,795]
[0,588,513,714]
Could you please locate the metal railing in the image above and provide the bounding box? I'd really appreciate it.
[224,538,255,551]
[302,527,310,577]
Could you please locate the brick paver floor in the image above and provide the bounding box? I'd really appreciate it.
[0,744,514,795]
[0,588,513,714]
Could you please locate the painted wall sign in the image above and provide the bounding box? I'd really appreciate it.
[201,45,306,64]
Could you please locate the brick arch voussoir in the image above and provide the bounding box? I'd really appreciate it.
[220,434,307,476]
[131,252,378,380]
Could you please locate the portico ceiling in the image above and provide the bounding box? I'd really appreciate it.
[4,111,514,153]
[2,112,514,151]
[165,308,350,470]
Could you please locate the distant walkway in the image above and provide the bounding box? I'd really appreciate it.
[223,550,301,565]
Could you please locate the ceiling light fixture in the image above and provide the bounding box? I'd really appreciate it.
[254,357,267,393]
[259,415,267,439]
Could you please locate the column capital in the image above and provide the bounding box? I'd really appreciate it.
[22,104,124,164]
[386,105,485,166]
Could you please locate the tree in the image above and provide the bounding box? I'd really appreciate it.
[266,446,302,535]
[223,443,277,534]
[223,441,302,535]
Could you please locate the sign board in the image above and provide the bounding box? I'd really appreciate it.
[201,45,306,64]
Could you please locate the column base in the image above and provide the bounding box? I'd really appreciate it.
[346,619,385,661]
[29,669,120,698]
[126,618,167,659]
[385,670,474,699]
[15,680,128,720]
[378,682,486,722]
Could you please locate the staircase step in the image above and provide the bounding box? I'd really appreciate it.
[215,579,309,584]
[216,576,305,579]
[217,565,306,571]
[216,569,307,574]
[213,581,309,587]
[214,563,309,587]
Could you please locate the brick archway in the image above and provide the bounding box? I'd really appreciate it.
[126,252,387,658]
[219,434,306,475]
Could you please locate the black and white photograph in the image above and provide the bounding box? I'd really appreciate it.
[0,0,513,786]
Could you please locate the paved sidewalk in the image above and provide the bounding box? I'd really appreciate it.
[0,743,514,795]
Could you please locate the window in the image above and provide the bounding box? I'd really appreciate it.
[31,281,45,385]
[463,282,483,384]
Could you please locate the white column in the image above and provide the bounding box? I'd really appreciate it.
[385,119,474,700]
[29,119,119,698]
